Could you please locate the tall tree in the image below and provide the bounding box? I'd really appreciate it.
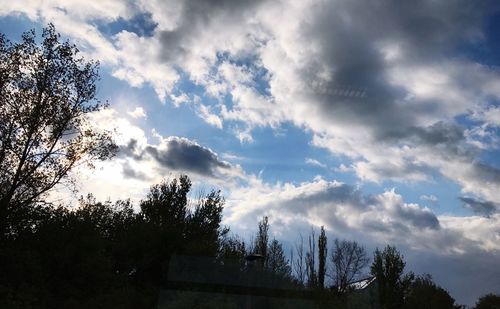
[317,226,327,288]
[330,238,369,294]
[0,25,116,235]
[306,228,317,288]
[293,233,306,285]
[371,245,414,309]
[254,216,269,266]
[267,238,292,279]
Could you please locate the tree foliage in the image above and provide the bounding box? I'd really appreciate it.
[0,25,116,236]
[306,229,317,288]
[404,274,457,309]
[474,293,500,309]
[293,233,306,285]
[254,215,270,265]
[137,176,228,284]
[331,238,369,294]
[317,226,327,289]
[218,234,247,271]
[0,175,231,308]
[267,238,292,280]
[371,245,414,309]
[251,217,293,282]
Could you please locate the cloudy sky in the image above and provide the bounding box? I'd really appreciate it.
[1,0,500,305]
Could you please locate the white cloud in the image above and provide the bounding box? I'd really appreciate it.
[420,194,438,203]
[305,158,327,169]
[0,0,179,101]
[196,104,223,129]
[112,31,179,100]
[170,93,190,107]
[472,106,500,127]
[127,107,147,119]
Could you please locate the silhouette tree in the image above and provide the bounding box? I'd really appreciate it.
[371,245,414,309]
[306,229,317,288]
[317,226,327,288]
[267,238,292,280]
[185,189,229,256]
[0,25,116,236]
[250,217,294,282]
[404,274,457,309]
[474,293,500,309]
[0,195,148,308]
[330,238,369,294]
[254,216,270,266]
[293,233,306,285]
[218,234,247,270]
[137,175,228,285]
[140,175,191,230]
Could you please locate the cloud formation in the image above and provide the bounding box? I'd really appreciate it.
[225,178,443,241]
[127,107,147,119]
[75,108,245,203]
[121,136,234,179]
[4,0,500,205]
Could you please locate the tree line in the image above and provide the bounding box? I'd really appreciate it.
[1,25,499,309]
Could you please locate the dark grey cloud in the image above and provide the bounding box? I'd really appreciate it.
[361,161,434,181]
[144,138,231,174]
[179,0,264,21]
[384,121,479,159]
[288,183,374,210]
[395,122,466,146]
[395,203,440,229]
[120,139,143,160]
[302,0,492,138]
[470,162,500,185]
[119,137,232,178]
[121,161,151,181]
[362,1,486,58]
[305,13,409,133]
[156,0,265,63]
[358,206,441,237]
[460,196,498,217]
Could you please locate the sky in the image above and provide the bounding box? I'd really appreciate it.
[1,0,500,305]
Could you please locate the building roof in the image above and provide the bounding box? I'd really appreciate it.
[348,276,376,290]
